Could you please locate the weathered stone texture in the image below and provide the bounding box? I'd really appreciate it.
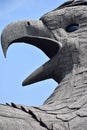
[1,0,87,130]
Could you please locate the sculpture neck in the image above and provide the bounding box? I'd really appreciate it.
[44,65,87,105]
[44,38,87,104]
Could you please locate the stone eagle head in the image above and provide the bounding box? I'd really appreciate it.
[1,0,87,86]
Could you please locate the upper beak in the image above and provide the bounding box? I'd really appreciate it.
[1,20,62,86]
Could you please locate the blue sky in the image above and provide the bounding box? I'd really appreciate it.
[0,0,66,106]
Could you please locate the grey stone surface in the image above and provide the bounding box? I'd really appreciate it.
[1,0,87,129]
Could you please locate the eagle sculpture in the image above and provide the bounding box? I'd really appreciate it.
[1,0,87,130]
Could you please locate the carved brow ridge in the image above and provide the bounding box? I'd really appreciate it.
[54,0,87,10]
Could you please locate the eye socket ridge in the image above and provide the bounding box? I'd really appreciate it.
[65,23,79,32]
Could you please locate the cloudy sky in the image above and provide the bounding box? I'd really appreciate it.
[0,0,66,106]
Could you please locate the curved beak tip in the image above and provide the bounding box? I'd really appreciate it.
[1,41,7,58]
[3,52,6,58]
[1,48,6,58]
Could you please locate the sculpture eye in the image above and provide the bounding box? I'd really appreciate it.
[65,23,79,32]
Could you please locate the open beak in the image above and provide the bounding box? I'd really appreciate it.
[1,20,62,86]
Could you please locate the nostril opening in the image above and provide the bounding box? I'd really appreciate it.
[27,21,30,26]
